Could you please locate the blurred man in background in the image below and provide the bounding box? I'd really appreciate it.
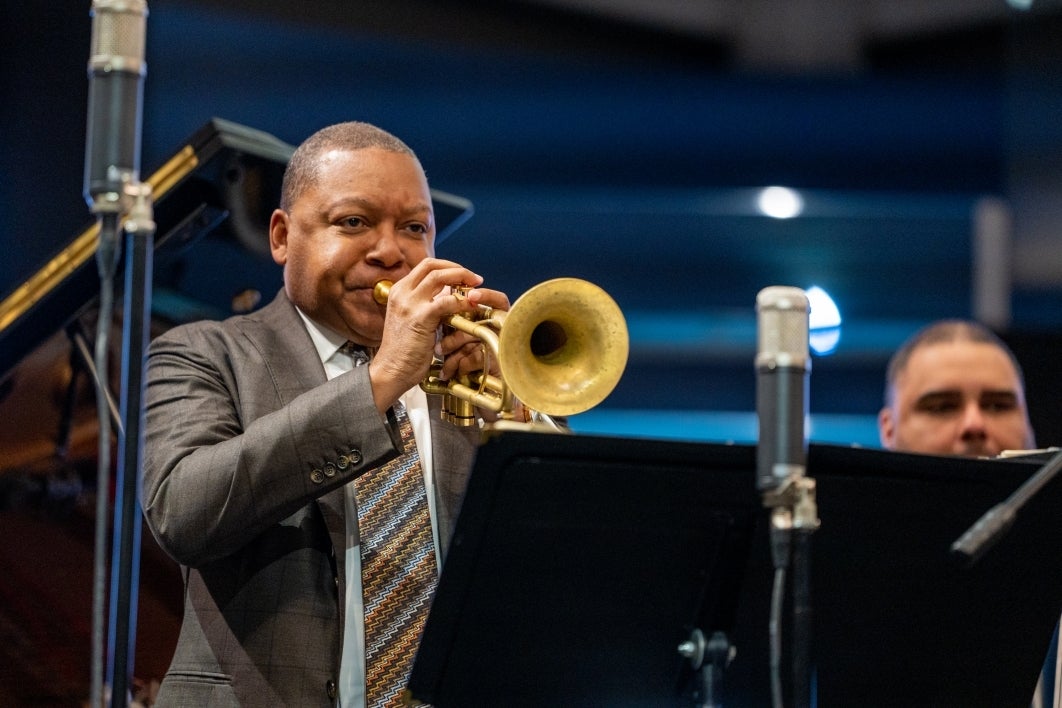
[878,318,1036,457]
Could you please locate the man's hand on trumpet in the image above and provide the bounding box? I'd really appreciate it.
[432,288,534,424]
[369,257,514,419]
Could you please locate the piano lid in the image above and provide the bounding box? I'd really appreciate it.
[0,117,475,379]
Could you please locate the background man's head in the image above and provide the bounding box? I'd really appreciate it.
[878,319,1035,457]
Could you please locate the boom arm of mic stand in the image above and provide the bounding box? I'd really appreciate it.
[951,449,1062,565]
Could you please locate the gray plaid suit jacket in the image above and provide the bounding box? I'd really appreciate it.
[140,289,478,707]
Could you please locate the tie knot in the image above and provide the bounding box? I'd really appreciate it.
[340,341,371,367]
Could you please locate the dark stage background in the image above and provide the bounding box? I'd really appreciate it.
[2,0,1062,704]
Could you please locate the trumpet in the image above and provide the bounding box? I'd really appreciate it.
[373,277,629,427]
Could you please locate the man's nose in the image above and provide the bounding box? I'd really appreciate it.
[367,227,403,265]
[959,402,988,439]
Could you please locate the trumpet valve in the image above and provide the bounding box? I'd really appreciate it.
[450,284,495,321]
[443,395,478,427]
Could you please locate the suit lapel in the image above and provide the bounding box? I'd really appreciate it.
[237,289,328,402]
[236,291,350,572]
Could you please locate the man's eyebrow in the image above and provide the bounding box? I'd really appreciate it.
[398,202,433,216]
[916,389,962,400]
[324,196,375,211]
[913,390,962,406]
[980,390,1019,400]
[322,197,432,218]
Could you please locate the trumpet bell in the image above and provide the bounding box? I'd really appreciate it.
[498,277,629,417]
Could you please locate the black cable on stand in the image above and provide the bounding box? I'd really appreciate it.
[755,287,820,708]
[91,212,121,708]
[789,489,817,707]
[83,1,151,705]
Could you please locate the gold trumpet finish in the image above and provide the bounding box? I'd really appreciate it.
[500,278,628,417]
[372,277,628,423]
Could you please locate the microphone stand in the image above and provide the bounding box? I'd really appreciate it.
[952,448,1062,565]
[762,473,819,708]
[83,1,150,701]
[754,285,817,708]
[88,180,155,708]
[109,182,155,707]
[790,481,818,708]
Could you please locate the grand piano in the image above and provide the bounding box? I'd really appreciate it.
[2,120,1061,707]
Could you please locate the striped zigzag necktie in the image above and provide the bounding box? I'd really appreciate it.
[355,398,437,707]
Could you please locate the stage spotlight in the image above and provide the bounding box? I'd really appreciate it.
[806,285,842,355]
[757,186,804,219]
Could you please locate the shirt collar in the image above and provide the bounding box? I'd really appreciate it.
[293,307,348,366]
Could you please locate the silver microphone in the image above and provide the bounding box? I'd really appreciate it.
[83,0,148,214]
[755,286,811,494]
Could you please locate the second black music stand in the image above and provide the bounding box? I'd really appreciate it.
[407,430,762,707]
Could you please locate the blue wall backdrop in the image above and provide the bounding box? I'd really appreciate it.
[3,2,1062,703]
[3,0,1062,447]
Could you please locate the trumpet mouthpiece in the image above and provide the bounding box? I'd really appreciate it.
[373,280,393,305]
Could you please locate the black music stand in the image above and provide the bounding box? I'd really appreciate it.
[407,430,762,707]
[409,434,1062,708]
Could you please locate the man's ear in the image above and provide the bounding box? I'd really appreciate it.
[268,208,288,266]
[878,407,896,449]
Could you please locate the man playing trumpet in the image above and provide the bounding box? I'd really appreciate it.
[141,121,516,707]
